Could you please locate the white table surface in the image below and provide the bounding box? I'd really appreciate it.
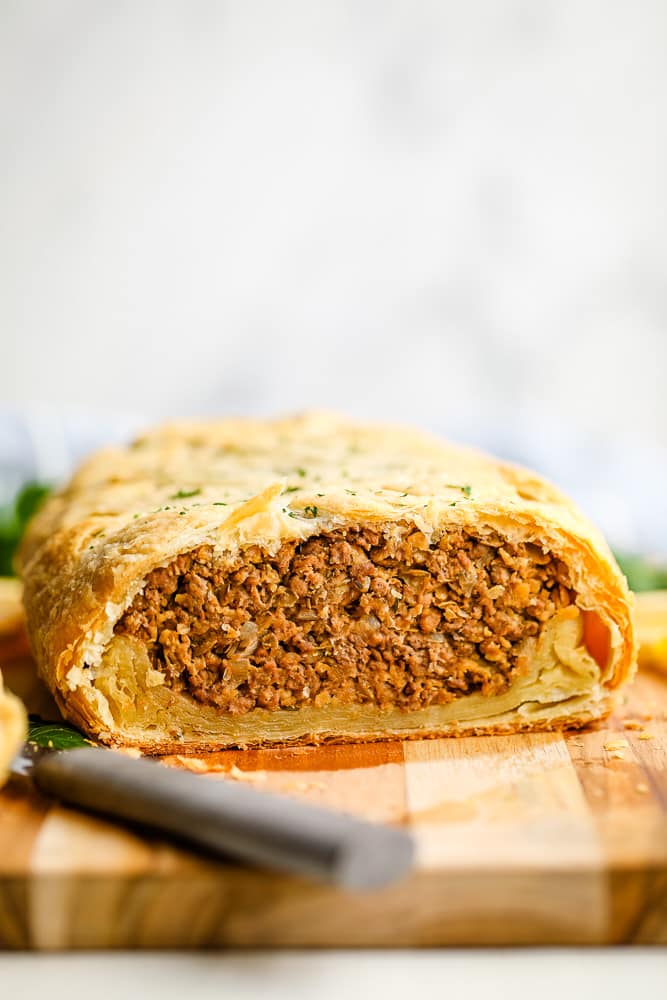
[1,950,666,999]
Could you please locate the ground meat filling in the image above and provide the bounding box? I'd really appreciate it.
[114,525,575,715]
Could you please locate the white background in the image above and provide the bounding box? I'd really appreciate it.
[1,951,667,1000]
[2,1,666,442]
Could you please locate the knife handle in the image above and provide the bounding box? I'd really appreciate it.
[32,747,414,889]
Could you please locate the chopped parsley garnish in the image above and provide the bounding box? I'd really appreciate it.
[283,485,299,494]
[446,483,472,497]
[212,501,227,506]
[170,488,201,500]
[296,468,307,478]
[304,505,319,518]
[344,489,357,496]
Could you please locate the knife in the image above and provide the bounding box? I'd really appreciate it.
[12,717,414,890]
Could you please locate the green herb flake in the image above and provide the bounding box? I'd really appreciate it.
[212,501,227,506]
[296,468,307,478]
[283,485,299,494]
[446,483,472,497]
[344,489,357,496]
[304,505,319,518]
[170,488,201,500]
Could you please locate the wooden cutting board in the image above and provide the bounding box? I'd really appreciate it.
[1,649,667,949]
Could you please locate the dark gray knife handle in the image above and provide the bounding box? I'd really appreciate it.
[32,747,414,889]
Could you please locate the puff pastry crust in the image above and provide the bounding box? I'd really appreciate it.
[19,412,636,752]
[0,672,26,785]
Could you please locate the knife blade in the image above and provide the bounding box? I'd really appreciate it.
[12,716,414,889]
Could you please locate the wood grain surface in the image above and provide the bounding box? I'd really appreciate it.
[1,648,666,949]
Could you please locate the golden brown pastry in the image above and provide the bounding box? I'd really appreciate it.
[0,577,30,667]
[634,590,667,675]
[0,671,26,785]
[19,412,636,752]
[0,578,24,640]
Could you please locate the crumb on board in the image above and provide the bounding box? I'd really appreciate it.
[603,739,629,752]
[621,718,663,739]
[227,764,267,783]
[169,756,267,782]
[285,779,328,793]
[171,755,209,773]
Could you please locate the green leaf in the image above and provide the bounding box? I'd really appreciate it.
[28,717,90,750]
[0,481,52,576]
[15,483,52,524]
[614,552,667,593]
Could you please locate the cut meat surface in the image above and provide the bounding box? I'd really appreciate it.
[114,525,575,715]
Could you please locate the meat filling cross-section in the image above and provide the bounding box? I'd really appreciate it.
[114,524,577,715]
